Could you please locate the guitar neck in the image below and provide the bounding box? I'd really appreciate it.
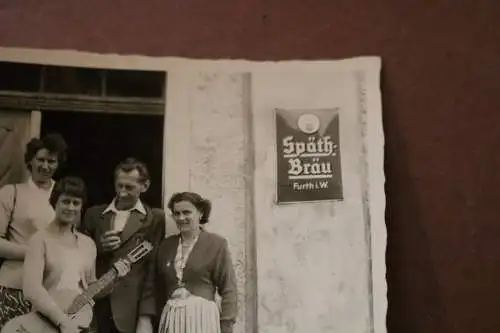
[65,241,152,315]
[66,268,118,314]
[86,269,118,298]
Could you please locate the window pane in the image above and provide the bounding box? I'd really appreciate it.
[43,66,102,96]
[106,69,165,98]
[0,62,41,92]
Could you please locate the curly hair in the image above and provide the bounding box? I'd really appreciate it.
[167,192,212,224]
[24,133,67,170]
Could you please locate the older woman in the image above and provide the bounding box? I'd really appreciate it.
[138,192,238,333]
[22,176,130,333]
[0,133,67,329]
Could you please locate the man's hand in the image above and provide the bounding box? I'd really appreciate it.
[99,230,121,252]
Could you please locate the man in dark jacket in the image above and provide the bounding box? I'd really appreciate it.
[80,157,169,333]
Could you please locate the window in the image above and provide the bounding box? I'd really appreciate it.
[106,69,165,98]
[0,62,41,92]
[0,63,166,115]
[43,66,102,96]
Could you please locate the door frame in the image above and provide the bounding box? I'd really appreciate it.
[0,73,183,210]
[29,110,41,138]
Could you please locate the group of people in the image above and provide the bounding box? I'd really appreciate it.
[0,133,238,333]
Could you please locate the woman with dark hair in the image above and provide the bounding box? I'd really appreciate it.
[0,133,67,329]
[137,192,238,333]
[21,176,130,333]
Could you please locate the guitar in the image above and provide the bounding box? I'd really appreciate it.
[1,241,153,333]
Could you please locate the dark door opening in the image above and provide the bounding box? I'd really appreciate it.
[40,111,164,209]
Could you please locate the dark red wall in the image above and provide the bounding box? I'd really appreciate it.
[2,1,500,332]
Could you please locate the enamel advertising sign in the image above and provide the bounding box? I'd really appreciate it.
[275,108,343,204]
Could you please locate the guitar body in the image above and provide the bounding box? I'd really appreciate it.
[1,289,93,333]
[1,241,153,333]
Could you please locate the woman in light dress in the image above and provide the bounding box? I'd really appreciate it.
[22,176,131,333]
[138,192,238,333]
[0,133,67,329]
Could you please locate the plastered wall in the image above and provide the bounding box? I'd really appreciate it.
[250,71,373,333]
[166,70,377,333]
[168,72,254,333]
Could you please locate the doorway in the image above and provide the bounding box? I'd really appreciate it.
[40,111,164,209]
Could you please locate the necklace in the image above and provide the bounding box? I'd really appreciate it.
[180,237,196,260]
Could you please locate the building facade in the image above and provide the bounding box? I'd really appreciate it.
[0,52,385,333]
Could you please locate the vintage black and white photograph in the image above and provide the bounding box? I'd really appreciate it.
[0,48,385,333]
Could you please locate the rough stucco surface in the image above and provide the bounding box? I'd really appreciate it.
[187,73,250,333]
[251,72,372,333]
[179,71,374,333]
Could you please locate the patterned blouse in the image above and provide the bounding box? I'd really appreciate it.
[174,235,200,286]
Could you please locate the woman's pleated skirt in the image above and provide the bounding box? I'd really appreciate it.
[158,296,221,333]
